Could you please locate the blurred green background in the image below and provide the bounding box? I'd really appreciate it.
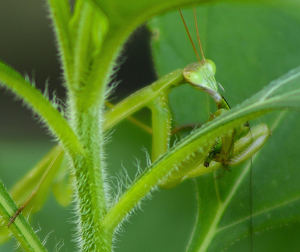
[1,1,300,252]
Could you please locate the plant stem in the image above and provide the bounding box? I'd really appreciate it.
[0,61,84,160]
[66,2,113,250]
[70,106,111,251]
[47,0,74,91]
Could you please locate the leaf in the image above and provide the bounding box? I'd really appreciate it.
[0,146,64,246]
[149,2,300,252]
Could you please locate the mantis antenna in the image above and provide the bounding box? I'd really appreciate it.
[179,8,201,62]
[193,6,206,61]
[179,7,206,62]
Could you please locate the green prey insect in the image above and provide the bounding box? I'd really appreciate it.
[5,7,270,229]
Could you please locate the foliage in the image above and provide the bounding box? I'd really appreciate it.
[0,0,300,251]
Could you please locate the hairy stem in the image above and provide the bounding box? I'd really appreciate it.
[0,61,84,160]
[66,2,113,250]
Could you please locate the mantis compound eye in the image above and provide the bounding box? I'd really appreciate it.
[184,69,204,84]
[205,59,216,75]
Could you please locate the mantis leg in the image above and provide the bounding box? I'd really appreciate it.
[149,94,172,162]
[184,124,270,180]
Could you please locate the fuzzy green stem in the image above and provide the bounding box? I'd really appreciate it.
[75,28,124,111]
[72,3,95,92]
[70,107,111,251]
[47,0,74,91]
[0,61,84,160]
[67,3,112,251]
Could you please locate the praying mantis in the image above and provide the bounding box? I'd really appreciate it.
[1,2,300,252]
[158,8,270,189]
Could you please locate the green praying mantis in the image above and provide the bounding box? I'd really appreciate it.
[3,7,271,231]
[157,10,270,189]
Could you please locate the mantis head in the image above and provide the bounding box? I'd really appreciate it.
[183,59,218,97]
[179,9,222,104]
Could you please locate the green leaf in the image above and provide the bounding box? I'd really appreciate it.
[7,146,64,215]
[149,2,300,252]
[0,179,47,252]
[0,146,63,247]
